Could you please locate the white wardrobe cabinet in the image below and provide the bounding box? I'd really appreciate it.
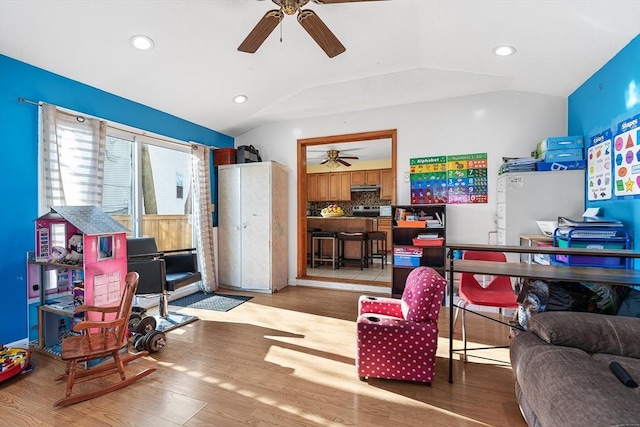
[217,162,288,292]
[497,170,585,261]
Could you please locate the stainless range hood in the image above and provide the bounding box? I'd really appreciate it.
[350,185,380,192]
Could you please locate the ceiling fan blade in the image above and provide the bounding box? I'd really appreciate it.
[313,0,387,3]
[319,159,330,165]
[297,10,345,58]
[338,156,359,159]
[337,159,352,167]
[238,9,282,53]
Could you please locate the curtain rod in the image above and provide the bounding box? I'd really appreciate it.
[17,97,43,106]
[17,96,212,150]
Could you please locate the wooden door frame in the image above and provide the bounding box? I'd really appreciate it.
[296,129,397,282]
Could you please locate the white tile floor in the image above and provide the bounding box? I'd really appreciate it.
[307,260,391,282]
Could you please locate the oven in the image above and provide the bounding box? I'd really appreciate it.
[352,206,381,217]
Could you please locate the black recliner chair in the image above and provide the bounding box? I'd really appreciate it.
[126,237,202,329]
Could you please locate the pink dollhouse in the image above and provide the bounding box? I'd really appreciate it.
[31,206,129,319]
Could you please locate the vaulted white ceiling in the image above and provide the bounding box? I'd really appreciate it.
[1,0,638,139]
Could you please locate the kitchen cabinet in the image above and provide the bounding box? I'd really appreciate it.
[307,173,318,201]
[329,172,351,201]
[308,172,350,201]
[380,169,394,200]
[218,162,288,293]
[351,170,380,186]
[377,218,392,254]
[316,173,329,201]
[391,204,446,297]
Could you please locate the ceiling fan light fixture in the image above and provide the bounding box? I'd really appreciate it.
[325,159,340,169]
[129,35,155,51]
[493,45,516,56]
[233,95,248,104]
[282,0,299,15]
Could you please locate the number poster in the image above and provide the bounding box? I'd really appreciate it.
[613,114,640,197]
[410,153,488,204]
[587,130,612,201]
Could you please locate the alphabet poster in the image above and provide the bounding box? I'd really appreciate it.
[410,153,488,204]
[613,114,640,197]
[587,130,612,201]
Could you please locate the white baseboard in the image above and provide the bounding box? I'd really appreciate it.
[6,338,29,349]
[289,278,392,295]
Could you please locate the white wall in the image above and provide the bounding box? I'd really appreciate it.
[235,90,567,285]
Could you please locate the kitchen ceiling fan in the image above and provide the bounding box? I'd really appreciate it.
[238,0,385,58]
[320,149,359,167]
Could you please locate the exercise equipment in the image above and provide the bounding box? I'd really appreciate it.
[129,310,166,353]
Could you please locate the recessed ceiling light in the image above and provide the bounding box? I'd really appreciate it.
[233,95,248,104]
[130,35,155,51]
[493,45,516,56]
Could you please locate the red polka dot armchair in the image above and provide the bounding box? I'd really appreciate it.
[356,266,447,384]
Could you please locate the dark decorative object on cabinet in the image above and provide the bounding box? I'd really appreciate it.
[236,145,262,163]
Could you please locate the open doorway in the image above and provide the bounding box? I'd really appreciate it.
[296,129,397,286]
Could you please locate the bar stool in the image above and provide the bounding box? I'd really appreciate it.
[366,231,387,269]
[337,232,368,270]
[307,228,321,266]
[311,231,338,269]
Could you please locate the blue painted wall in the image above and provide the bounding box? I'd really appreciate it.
[568,35,640,268]
[0,54,233,345]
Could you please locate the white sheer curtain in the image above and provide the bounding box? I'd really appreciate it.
[39,104,107,214]
[191,144,217,292]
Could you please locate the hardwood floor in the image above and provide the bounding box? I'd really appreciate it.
[2,286,527,426]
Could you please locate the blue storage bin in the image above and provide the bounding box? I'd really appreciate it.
[552,227,631,269]
[394,255,421,266]
[542,148,584,161]
[535,160,586,171]
[541,136,584,151]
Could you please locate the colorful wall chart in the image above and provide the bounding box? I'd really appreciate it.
[587,130,612,201]
[410,153,488,204]
[613,114,640,197]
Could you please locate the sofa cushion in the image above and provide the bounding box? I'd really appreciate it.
[591,353,640,398]
[529,311,640,358]
[511,332,640,426]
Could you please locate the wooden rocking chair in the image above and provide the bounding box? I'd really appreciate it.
[54,271,156,407]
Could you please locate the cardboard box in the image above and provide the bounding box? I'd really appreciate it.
[214,148,237,166]
[535,160,586,171]
[540,136,584,151]
[393,246,423,256]
[541,148,584,161]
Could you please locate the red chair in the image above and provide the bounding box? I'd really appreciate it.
[356,267,447,384]
[454,250,518,361]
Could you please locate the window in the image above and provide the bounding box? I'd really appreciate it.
[102,129,194,250]
[40,106,195,252]
[176,173,184,199]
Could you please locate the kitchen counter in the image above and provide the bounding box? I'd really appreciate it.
[307,217,377,260]
[307,217,377,232]
[307,216,376,219]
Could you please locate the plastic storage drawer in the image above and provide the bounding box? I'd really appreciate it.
[553,227,631,268]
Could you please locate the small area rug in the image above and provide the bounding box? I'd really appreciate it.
[170,292,253,312]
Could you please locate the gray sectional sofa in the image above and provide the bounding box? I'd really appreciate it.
[510,311,640,427]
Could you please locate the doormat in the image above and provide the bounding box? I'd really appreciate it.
[169,292,253,312]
